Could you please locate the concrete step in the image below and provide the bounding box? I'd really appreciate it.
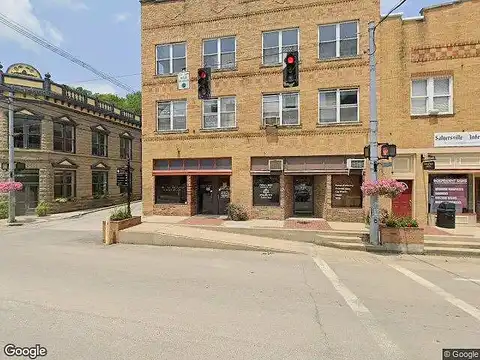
[424,235,479,242]
[316,234,365,244]
[320,241,367,251]
[425,246,480,257]
[424,240,480,250]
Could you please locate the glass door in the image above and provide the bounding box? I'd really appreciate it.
[293,176,314,216]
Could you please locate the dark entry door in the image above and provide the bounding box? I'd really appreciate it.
[15,169,39,216]
[293,176,314,216]
[198,176,230,215]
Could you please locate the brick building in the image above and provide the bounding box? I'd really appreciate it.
[378,0,480,227]
[141,0,380,221]
[0,63,142,215]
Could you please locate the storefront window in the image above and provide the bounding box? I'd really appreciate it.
[253,175,280,206]
[428,174,474,214]
[331,175,362,208]
[155,176,187,204]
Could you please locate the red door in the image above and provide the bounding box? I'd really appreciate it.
[392,180,413,218]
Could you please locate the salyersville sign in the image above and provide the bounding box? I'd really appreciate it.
[434,132,480,148]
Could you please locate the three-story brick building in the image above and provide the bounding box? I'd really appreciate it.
[0,63,142,215]
[141,0,380,221]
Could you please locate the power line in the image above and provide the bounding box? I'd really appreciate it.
[65,73,141,85]
[0,12,137,94]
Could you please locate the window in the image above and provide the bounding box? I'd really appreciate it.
[319,21,358,59]
[120,137,132,159]
[203,37,236,70]
[262,93,299,126]
[54,170,75,199]
[157,101,187,131]
[92,171,108,196]
[53,122,75,153]
[203,97,236,129]
[319,88,359,124]
[92,131,108,157]
[156,42,186,75]
[262,28,299,65]
[428,174,472,214]
[13,118,41,149]
[331,175,362,208]
[411,77,453,115]
[253,176,280,206]
[155,176,187,204]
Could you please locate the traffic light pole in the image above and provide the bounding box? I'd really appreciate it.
[368,22,380,246]
[7,91,16,225]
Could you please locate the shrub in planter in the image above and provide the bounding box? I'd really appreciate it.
[227,203,249,221]
[380,215,424,254]
[110,206,132,221]
[0,199,8,219]
[385,216,418,228]
[35,201,50,217]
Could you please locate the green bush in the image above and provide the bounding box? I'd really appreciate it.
[385,216,419,228]
[110,206,132,221]
[35,201,50,217]
[227,203,249,221]
[0,200,8,219]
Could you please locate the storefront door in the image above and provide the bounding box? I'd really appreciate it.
[197,176,230,215]
[392,180,412,217]
[293,176,314,216]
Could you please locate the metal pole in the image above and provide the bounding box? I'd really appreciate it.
[368,22,380,246]
[7,91,16,224]
[127,156,131,216]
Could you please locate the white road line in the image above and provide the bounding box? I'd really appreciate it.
[454,278,480,283]
[390,264,480,323]
[313,256,404,360]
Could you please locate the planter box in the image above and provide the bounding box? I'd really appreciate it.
[380,225,424,254]
[103,216,142,245]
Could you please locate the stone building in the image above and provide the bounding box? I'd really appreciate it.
[0,63,142,215]
[140,0,379,221]
[378,0,480,227]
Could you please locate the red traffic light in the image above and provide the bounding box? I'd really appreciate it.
[286,55,295,64]
[381,146,389,157]
[199,70,207,79]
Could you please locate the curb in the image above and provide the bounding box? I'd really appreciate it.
[52,201,142,221]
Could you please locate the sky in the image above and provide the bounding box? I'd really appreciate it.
[0,0,446,97]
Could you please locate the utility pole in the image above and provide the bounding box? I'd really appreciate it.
[368,21,380,246]
[126,156,132,216]
[7,91,16,224]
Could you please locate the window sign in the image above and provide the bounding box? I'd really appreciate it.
[431,177,468,213]
[253,175,280,206]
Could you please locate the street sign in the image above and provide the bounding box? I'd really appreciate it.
[116,169,128,187]
[382,162,393,168]
[177,70,190,90]
[423,160,435,170]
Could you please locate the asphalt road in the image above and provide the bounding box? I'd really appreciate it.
[0,206,479,360]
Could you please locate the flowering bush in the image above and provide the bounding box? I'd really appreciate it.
[361,179,407,198]
[0,181,23,193]
[385,216,419,228]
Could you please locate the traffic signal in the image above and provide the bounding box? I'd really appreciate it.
[380,144,397,159]
[197,68,211,99]
[283,51,299,88]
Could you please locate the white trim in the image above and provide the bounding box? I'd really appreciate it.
[202,36,237,70]
[318,21,359,60]
[155,42,187,75]
[410,77,453,115]
[262,92,300,126]
[318,88,360,124]
[201,96,237,129]
[262,28,300,65]
[157,100,188,131]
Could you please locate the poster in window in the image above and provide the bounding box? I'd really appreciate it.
[253,176,280,206]
[431,177,468,213]
[331,175,362,208]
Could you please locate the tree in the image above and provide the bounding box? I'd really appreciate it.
[72,87,141,115]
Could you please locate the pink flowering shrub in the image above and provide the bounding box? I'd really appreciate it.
[0,181,23,193]
[361,179,407,199]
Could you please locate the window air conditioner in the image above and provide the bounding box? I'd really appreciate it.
[346,159,366,170]
[268,159,284,172]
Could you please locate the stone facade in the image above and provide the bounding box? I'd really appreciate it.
[0,64,142,215]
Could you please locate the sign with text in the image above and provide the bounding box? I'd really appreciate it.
[434,132,480,147]
[177,71,190,90]
[431,178,468,213]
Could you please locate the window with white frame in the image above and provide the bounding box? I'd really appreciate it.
[156,42,186,75]
[263,93,299,126]
[203,97,236,129]
[262,28,299,65]
[319,21,358,59]
[203,37,236,70]
[157,101,187,131]
[319,88,359,124]
[411,77,453,115]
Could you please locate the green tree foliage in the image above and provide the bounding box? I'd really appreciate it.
[73,87,141,115]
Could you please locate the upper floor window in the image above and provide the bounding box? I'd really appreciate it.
[411,77,453,115]
[262,93,299,126]
[120,137,132,159]
[203,37,236,70]
[157,101,187,132]
[262,28,299,65]
[319,88,359,124]
[319,21,358,60]
[14,118,41,149]
[92,131,108,157]
[203,97,236,129]
[156,42,186,75]
[53,122,75,153]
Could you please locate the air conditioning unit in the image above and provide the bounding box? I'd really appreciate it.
[347,159,366,170]
[264,117,280,127]
[268,159,284,172]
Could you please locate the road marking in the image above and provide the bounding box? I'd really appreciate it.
[390,264,480,322]
[313,256,404,360]
[454,278,480,283]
